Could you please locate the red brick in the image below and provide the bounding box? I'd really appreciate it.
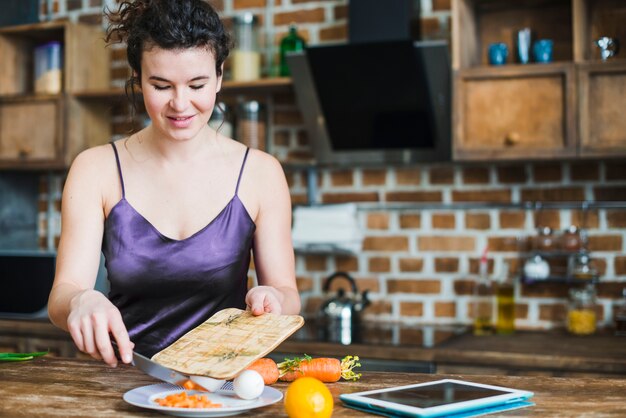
[497,165,527,183]
[597,281,626,298]
[521,187,585,202]
[487,236,523,252]
[395,167,422,185]
[209,0,224,11]
[399,258,424,272]
[400,301,423,317]
[367,213,389,230]
[296,130,308,146]
[363,236,409,251]
[587,235,623,251]
[429,166,454,185]
[304,254,326,271]
[335,255,358,272]
[499,211,526,229]
[233,0,265,7]
[319,25,347,42]
[366,300,392,315]
[362,169,387,186]
[607,210,626,228]
[515,304,529,320]
[452,190,511,203]
[466,213,491,230]
[570,162,599,181]
[435,301,456,318]
[605,161,626,180]
[432,213,455,229]
[469,258,495,275]
[388,279,441,294]
[334,4,348,20]
[274,109,303,125]
[304,296,323,315]
[330,170,353,186]
[462,167,490,184]
[533,210,561,230]
[274,8,325,25]
[454,279,475,295]
[67,0,81,11]
[399,214,421,229]
[421,17,440,37]
[369,257,391,273]
[435,258,459,272]
[521,282,571,298]
[533,163,562,182]
[274,131,289,147]
[432,0,451,11]
[291,194,308,205]
[386,191,442,202]
[322,192,378,203]
[539,304,567,321]
[296,276,313,292]
[616,257,626,275]
[594,186,626,201]
[418,236,475,251]
[286,150,315,162]
[571,210,599,229]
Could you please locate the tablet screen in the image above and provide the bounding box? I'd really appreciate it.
[364,381,511,408]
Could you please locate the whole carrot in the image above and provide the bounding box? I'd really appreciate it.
[277,354,361,382]
[246,357,279,385]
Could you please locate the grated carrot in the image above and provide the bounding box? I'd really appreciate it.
[155,391,222,408]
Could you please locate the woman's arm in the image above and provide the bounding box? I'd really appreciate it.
[47,146,133,366]
[246,152,301,316]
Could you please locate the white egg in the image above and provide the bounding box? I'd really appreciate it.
[189,375,226,392]
[233,369,265,400]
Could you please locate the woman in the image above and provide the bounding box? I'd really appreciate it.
[47,0,300,367]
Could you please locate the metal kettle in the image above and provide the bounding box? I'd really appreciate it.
[318,272,370,345]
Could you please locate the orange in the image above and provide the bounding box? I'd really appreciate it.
[284,376,333,418]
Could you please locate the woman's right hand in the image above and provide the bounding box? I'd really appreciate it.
[66,289,134,367]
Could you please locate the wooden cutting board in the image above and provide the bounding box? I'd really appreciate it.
[151,308,304,380]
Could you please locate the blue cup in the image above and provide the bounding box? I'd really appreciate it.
[533,39,553,63]
[488,43,508,65]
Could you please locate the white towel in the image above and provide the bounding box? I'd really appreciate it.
[292,203,363,253]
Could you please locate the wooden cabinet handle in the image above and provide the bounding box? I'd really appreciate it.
[504,132,521,147]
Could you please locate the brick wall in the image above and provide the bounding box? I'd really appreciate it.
[38,0,626,331]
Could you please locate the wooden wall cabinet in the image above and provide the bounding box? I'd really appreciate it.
[452,0,626,161]
[0,21,111,169]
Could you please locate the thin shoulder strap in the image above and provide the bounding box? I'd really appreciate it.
[109,142,126,198]
[235,147,250,196]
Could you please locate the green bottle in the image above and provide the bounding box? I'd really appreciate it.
[279,24,306,76]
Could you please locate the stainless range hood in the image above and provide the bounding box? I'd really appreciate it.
[287,0,451,165]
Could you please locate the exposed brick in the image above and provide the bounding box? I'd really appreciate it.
[335,255,358,272]
[597,281,626,298]
[469,258,495,275]
[452,190,511,203]
[571,210,599,229]
[296,130,308,146]
[418,236,475,252]
[594,186,626,201]
[399,258,424,272]
[291,194,308,205]
[594,258,607,277]
[435,301,456,318]
[499,211,526,229]
[429,166,454,185]
[533,210,561,230]
[435,257,459,272]
[607,210,626,228]
[363,236,409,251]
[432,0,451,11]
[515,303,529,320]
[487,236,523,252]
[587,235,623,251]
[466,213,490,230]
[274,109,303,125]
[322,192,378,203]
[432,213,455,229]
[533,163,562,182]
[521,187,585,202]
[304,296,323,315]
[304,254,327,271]
[367,213,389,230]
[454,279,474,295]
[462,167,490,184]
[570,162,599,181]
[616,256,626,275]
[389,279,441,294]
[369,257,391,273]
[539,304,567,322]
[319,25,348,42]
[354,277,379,293]
[386,191,442,202]
[67,0,81,11]
[234,0,266,8]
[399,329,424,344]
[209,0,224,11]
[286,150,315,161]
[605,161,626,180]
[421,17,440,37]
[521,282,570,298]
[400,301,423,317]
[334,4,348,20]
[497,165,527,183]
[285,172,296,188]
[362,169,387,186]
[274,8,325,25]
[296,276,313,292]
[274,131,289,147]
[330,170,353,186]
[365,300,392,315]
[395,167,421,185]
[399,214,421,229]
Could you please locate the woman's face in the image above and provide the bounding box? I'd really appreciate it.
[140,46,222,143]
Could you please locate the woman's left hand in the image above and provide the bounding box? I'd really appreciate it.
[245,286,283,315]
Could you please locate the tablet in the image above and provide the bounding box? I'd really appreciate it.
[339,379,534,417]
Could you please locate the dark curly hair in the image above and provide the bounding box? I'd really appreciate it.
[105,0,231,107]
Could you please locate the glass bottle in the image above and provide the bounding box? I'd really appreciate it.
[615,288,626,336]
[567,285,598,335]
[496,262,515,334]
[569,251,597,281]
[279,23,306,76]
[236,101,266,150]
[473,250,495,335]
[232,13,261,81]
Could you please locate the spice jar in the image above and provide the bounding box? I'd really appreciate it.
[236,101,266,150]
[569,251,597,281]
[562,225,582,252]
[534,226,556,252]
[567,285,597,335]
[232,13,261,81]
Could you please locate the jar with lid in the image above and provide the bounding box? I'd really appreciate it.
[232,13,261,81]
[236,101,266,150]
[568,251,597,281]
[534,226,557,252]
[208,102,233,138]
[562,225,582,252]
[567,285,598,335]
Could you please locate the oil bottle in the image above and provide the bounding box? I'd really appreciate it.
[473,247,495,335]
[496,261,515,335]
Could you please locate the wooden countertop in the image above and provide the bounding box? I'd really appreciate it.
[1,356,626,417]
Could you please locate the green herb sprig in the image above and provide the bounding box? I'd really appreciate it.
[0,351,48,362]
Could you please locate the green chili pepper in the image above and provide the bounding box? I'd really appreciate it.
[0,351,48,361]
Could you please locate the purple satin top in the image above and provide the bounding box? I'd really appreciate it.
[102,142,255,357]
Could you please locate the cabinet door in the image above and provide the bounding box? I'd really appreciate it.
[578,62,626,157]
[454,65,577,160]
[0,98,63,167]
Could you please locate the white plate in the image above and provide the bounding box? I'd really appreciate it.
[123,383,283,417]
